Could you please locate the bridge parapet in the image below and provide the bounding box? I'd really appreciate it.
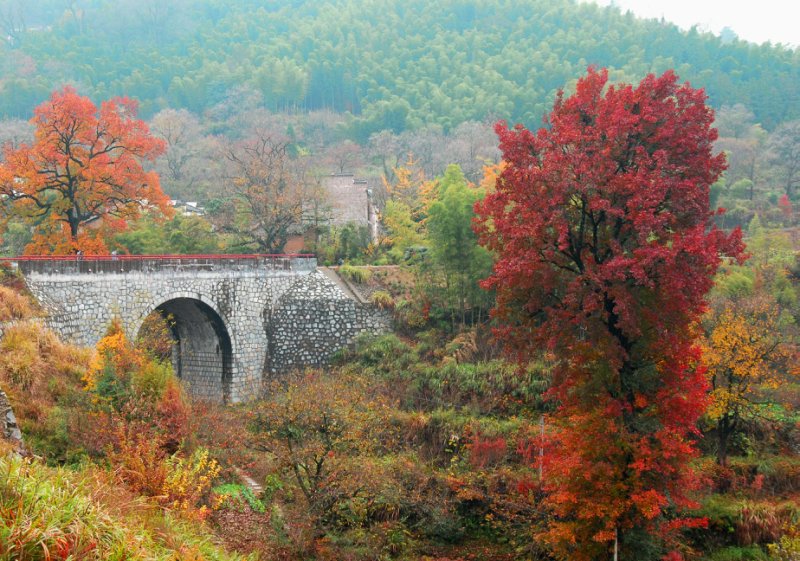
[2,254,317,276]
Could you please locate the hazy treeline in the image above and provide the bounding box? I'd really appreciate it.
[0,0,798,136]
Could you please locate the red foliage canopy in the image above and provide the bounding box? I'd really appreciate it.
[476,68,744,560]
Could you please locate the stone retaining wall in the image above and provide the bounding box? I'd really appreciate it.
[0,389,26,454]
[266,271,392,376]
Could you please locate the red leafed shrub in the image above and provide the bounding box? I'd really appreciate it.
[156,378,193,454]
[469,434,507,469]
[105,418,169,497]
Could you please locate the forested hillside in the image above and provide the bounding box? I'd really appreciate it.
[1,0,798,136]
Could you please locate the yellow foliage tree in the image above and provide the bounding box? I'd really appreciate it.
[382,154,428,210]
[701,298,797,465]
[477,161,505,194]
[83,318,142,395]
[381,199,425,262]
[380,156,494,264]
[379,156,432,262]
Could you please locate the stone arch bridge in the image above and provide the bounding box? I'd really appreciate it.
[6,255,389,403]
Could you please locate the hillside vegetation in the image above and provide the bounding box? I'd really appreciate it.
[0,452,248,561]
[1,0,798,133]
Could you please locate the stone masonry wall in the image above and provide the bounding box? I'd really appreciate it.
[267,271,392,376]
[354,303,393,335]
[0,389,26,454]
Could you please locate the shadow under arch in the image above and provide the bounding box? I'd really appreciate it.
[137,297,233,403]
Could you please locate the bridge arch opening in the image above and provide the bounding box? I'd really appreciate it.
[138,298,233,403]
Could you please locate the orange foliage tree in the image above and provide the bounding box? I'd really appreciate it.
[0,86,170,255]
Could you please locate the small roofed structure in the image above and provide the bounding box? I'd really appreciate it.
[284,173,378,253]
[324,174,374,227]
[169,199,206,216]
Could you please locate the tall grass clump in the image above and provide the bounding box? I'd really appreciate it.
[0,322,87,394]
[338,263,372,284]
[0,452,130,560]
[0,285,36,322]
[0,452,249,560]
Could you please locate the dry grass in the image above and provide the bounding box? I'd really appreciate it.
[0,322,88,395]
[0,322,91,457]
[0,285,37,322]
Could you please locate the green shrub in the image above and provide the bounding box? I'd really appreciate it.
[339,334,550,416]
[417,506,465,544]
[715,269,755,299]
[213,483,266,513]
[338,264,372,284]
[131,359,174,400]
[340,333,419,372]
[23,405,85,466]
[370,290,395,310]
[700,494,743,541]
[262,473,285,501]
[729,179,755,199]
[393,298,429,330]
[706,545,768,561]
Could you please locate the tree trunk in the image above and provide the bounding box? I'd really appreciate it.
[717,415,732,466]
[67,209,80,242]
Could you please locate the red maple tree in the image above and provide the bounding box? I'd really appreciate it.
[476,68,745,560]
[0,86,169,254]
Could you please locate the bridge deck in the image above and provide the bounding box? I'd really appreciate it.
[1,254,316,275]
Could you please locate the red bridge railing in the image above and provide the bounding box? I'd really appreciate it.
[0,254,317,275]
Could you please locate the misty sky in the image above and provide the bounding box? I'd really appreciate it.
[589,0,798,47]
